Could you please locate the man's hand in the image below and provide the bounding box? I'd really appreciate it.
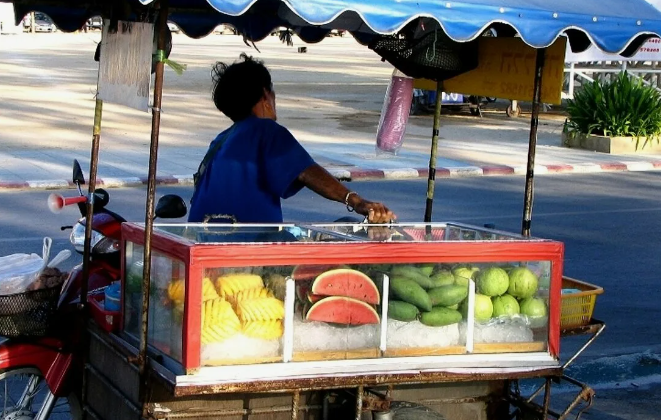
[352,198,396,224]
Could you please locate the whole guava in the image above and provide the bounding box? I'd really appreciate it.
[476,267,510,296]
[507,267,539,299]
[461,294,493,322]
[492,294,520,317]
[519,297,547,318]
[453,266,480,286]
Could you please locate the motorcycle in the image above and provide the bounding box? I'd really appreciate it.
[0,160,187,420]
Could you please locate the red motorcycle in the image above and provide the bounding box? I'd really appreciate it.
[0,160,186,419]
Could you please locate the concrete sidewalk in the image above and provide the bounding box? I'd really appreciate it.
[3,33,661,191]
[2,111,661,191]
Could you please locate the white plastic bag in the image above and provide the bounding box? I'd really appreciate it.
[0,237,52,295]
[375,69,414,155]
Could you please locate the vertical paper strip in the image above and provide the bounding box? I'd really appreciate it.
[379,274,390,353]
[98,20,154,111]
[466,279,476,353]
[283,276,295,362]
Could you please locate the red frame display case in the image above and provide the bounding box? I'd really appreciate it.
[120,222,563,374]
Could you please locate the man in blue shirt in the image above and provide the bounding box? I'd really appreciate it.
[189,53,395,225]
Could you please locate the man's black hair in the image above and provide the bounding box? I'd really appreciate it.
[212,53,273,122]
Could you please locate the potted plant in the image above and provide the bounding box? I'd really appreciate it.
[563,72,661,153]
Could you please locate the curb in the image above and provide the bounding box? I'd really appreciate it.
[2,162,661,191]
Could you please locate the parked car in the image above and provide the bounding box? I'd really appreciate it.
[213,24,237,35]
[86,17,102,31]
[34,12,56,32]
[167,21,180,33]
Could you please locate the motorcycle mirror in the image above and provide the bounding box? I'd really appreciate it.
[93,188,110,209]
[73,160,86,185]
[155,194,187,219]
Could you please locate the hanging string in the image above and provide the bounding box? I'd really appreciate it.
[425,30,438,62]
[154,49,187,75]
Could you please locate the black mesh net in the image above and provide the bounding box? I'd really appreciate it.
[369,30,479,82]
[0,286,61,337]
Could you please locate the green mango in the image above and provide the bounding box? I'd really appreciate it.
[420,307,463,327]
[391,265,434,289]
[427,285,469,307]
[419,263,436,276]
[390,277,432,311]
[429,270,456,287]
[388,300,419,322]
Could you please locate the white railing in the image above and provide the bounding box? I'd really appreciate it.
[563,62,661,99]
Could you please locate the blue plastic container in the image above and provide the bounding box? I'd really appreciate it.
[104,282,121,312]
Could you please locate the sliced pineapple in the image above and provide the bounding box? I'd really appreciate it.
[242,320,283,340]
[215,273,264,297]
[237,297,285,322]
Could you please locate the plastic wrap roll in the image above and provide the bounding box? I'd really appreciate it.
[376,71,414,155]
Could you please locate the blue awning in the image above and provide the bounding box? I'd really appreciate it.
[10,0,661,55]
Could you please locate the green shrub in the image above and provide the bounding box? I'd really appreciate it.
[565,72,661,148]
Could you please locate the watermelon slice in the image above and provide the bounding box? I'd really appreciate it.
[306,296,380,325]
[311,268,380,305]
[291,264,347,281]
[307,291,324,303]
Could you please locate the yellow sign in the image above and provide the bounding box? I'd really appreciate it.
[413,37,566,105]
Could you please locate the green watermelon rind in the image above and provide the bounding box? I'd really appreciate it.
[311,268,380,305]
[306,296,380,325]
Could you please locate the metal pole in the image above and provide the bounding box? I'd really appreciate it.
[80,98,103,310]
[355,385,364,420]
[79,97,103,412]
[291,390,300,420]
[542,377,552,417]
[423,82,443,224]
[521,48,546,237]
[568,63,575,99]
[139,1,168,414]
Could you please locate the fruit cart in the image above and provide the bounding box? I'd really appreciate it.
[8,0,659,418]
[84,221,566,420]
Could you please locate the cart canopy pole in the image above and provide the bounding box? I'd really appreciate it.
[423,81,443,224]
[80,98,103,307]
[79,96,103,411]
[138,0,168,411]
[521,48,546,237]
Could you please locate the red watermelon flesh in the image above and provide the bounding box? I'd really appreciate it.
[291,264,346,281]
[311,269,380,305]
[307,291,324,303]
[306,296,380,325]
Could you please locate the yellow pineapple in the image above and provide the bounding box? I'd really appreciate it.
[215,273,264,298]
[242,320,284,340]
[237,297,285,322]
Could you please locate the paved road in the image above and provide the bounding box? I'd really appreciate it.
[2,174,661,418]
[2,173,660,356]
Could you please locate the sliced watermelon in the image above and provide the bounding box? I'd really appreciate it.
[291,264,347,281]
[306,296,380,325]
[311,268,380,305]
[307,291,324,303]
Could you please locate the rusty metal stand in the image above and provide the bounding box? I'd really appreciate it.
[138,2,169,418]
[508,319,605,419]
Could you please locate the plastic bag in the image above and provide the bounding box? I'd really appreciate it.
[0,237,52,296]
[375,69,414,155]
[0,253,45,295]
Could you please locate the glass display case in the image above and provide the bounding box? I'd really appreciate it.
[120,222,563,376]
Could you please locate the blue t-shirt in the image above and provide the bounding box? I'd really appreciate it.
[188,116,315,223]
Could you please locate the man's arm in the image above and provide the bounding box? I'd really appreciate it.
[297,163,395,223]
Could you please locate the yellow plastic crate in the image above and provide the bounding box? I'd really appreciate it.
[560,277,604,328]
